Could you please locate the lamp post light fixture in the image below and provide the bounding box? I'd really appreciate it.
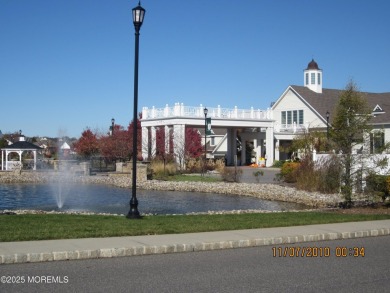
[127,1,145,219]
[204,107,208,176]
[110,118,115,136]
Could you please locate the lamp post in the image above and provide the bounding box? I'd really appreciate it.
[204,107,208,176]
[326,111,330,140]
[127,1,145,219]
[110,118,115,136]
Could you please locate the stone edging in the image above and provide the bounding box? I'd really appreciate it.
[1,227,389,264]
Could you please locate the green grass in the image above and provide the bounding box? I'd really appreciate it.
[1,212,389,242]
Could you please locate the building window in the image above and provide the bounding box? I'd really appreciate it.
[281,110,304,127]
[299,110,304,124]
[311,73,315,85]
[293,110,298,123]
[318,73,321,85]
[287,111,292,125]
[370,132,385,154]
[281,111,286,125]
[305,73,309,85]
[210,136,215,146]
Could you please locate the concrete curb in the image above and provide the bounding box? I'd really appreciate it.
[1,222,389,265]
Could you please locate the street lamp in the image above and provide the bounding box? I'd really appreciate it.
[110,118,115,136]
[204,107,208,176]
[127,1,145,219]
[326,111,330,140]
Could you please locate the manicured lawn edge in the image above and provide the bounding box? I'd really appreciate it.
[1,212,389,242]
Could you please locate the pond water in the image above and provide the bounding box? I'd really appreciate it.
[0,183,308,215]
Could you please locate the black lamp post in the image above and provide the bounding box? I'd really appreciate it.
[127,1,145,219]
[110,118,115,136]
[326,111,330,140]
[204,107,208,176]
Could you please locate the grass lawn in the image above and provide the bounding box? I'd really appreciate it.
[1,212,389,242]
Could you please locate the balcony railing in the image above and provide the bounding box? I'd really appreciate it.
[142,103,273,120]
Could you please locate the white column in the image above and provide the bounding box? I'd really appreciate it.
[150,126,156,158]
[141,127,149,160]
[265,127,274,167]
[1,150,3,170]
[33,150,37,170]
[275,139,280,161]
[6,150,9,170]
[165,125,170,154]
[173,124,185,168]
[18,151,22,169]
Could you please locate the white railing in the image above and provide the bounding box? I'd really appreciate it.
[274,122,309,133]
[142,103,273,120]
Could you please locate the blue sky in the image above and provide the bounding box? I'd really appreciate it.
[1,0,389,138]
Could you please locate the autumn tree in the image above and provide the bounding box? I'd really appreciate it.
[73,129,99,158]
[99,124,131,161]
[185,128,203,159]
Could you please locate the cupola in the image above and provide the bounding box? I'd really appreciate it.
[304,59,322,93]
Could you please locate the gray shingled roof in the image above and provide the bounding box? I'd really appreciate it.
[290,85,390,124]
[2,141,42,150]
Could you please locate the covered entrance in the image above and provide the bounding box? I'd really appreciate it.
[141,103,275,167]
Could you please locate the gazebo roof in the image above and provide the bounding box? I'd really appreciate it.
[2,141,42,150]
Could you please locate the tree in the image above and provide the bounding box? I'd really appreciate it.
[330,81,372,206]
[289,129,328,159]
[99,125,131,161]
[185,128,203,159]
[73,129,99,159]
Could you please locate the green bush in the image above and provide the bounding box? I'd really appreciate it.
[365,174,390,201]
[272,160,284,168]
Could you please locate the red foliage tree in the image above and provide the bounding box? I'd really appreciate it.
[73,129,99,158]
[99,125,131,161]
[185,128,203,158]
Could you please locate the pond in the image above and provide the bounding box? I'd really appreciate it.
[0,183,308,215]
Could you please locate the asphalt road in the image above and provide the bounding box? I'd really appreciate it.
[1,236,389,293]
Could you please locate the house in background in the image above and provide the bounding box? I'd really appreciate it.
[271,59,390,161]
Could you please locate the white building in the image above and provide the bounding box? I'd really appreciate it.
[272,59,390,160]
[141,60,390,166]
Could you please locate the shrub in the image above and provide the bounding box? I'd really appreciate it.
[186,158,203,173]
[295,156,318,191]
[221,167,242,182]
[280,161,300,183]
[253,170,264,183]
[185,158,225,174]
[272,160,284,168]
[150,160,177,179]
[292,155,341,193]
[365,173,390,202]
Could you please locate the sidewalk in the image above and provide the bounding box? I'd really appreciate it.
[1,220,389,264]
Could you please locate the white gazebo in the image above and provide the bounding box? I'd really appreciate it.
[1,137,42,171]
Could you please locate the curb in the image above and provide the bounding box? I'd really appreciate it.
[1,227,389,265]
